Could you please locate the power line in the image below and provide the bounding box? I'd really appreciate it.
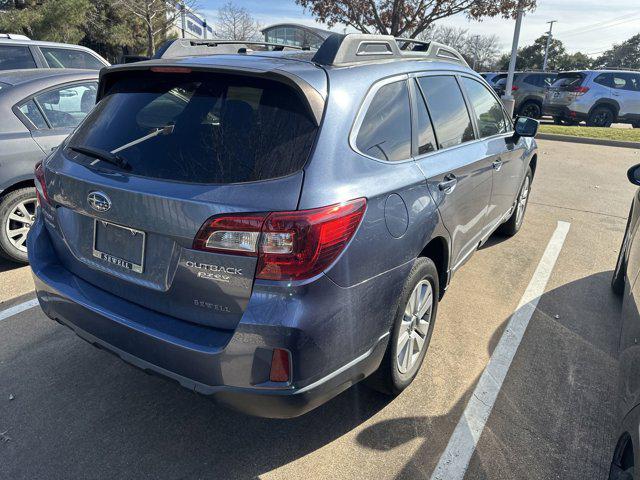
[554,12,631,36]
[558,15,640,39]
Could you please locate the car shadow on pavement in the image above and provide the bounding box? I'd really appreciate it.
[0,257,23,273]
[356,271,621,480]
[0,272,622,479]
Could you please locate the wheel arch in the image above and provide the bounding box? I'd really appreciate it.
[419,236,449,299]
[529,153,538,180]
[590,99,620,119]
[0,178,35,199]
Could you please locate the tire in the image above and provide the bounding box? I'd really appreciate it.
[633,122,640,129]
[587,106,615,127]
[368,257,439,395]
[612,207,633,296]
[499,167,533,237]
[0,187,37,264]
[553,116,563,125]
[519,101,542,119]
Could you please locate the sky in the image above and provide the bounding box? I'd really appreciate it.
[199,0,640,57]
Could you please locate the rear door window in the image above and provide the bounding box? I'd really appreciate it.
[553,73,585,89]
[18,100,48,129]
[0,45,37,70]
[40,47,105,70]
[35,82,97,128]
[68,72,318,183]
[417,76,475,149]
[460,77,508,138]
[355,80,412,161]
[413,79,437,155]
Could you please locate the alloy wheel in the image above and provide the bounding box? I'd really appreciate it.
[5,198,36,253]
[515,175,530,227]
[396,279,433,374]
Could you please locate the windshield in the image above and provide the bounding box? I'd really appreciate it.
[551,73,585,89]
[67,71,318,183]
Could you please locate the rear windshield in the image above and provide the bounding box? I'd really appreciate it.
[67,71,318,184]
[551,73,585,89]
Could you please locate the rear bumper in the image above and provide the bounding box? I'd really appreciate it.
[542,104,588,121]
[28,216,393,418]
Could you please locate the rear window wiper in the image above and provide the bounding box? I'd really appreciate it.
[111,123,175,155]
[69,145,130,171]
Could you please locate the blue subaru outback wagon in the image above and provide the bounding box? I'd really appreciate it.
[29,34,538,418]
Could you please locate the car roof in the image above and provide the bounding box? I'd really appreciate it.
[0,68,98,87]
[0,38,110,65]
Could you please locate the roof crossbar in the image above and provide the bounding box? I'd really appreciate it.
[311,33,469,67]
[155,39,307,59]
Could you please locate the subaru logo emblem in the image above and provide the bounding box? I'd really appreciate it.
[87,191,111,213]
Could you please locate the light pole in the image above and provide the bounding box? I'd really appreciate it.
[502,3,524,117]
[542,20,557,71]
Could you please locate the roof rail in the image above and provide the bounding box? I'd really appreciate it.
[154,39,308,59]
[311,33,469,67]
[0,33,31,41]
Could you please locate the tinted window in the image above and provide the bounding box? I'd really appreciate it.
[18,100,48,129]
[553,73,585,89]
[418,76,474,149]
[35,82,97,128]
[68,72,318,184]
[41,47,104,70]
[461,77,508,138]
[356,81,411,161]
[413,80,437,155]
[0,45,37,70]
[523,75,539,87]
[594,73,613,87]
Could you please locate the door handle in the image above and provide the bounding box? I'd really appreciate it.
[438,174,457,194]
[492,159,503,171]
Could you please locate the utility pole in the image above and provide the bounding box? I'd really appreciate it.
[180,1,186,39]
[542,20,557,71]
[503,2,524,116]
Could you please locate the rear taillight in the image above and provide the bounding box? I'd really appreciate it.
[193,198,367,281]
[511,85,519,91]
[571,86,589,95]
[34,161,49,205]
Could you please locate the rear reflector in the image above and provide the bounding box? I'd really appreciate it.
[270,348,291,383]
[193,198,367,281]
[34,161,49,205]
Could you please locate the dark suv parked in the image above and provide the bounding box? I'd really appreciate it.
[29,34,538,417]
[493,71,557,118]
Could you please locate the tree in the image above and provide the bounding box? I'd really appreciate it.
[419,25,468,51]
[593,34,640,69]
[114,0,198,56]
[295,0,537,39]
[465,33,500,70]
[496,35,591,71]
[215,1,260,41]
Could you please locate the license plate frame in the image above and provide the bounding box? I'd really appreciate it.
[92,219,146,273]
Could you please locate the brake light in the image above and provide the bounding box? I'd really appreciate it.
[34,161,49,205]
[511,85,519,91]
[150,66,192,74]
[571,86,589,95]
[193,198,367,281]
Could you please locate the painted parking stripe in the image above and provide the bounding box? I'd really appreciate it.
[431,221,571,480]
[0,298,39,322]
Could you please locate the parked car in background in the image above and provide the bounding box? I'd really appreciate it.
[0,35,108,71]
[480,71,506,86]
[609,163,640,480]
[0,68,98,262]
[28,34,538,418]
[544,70,640,127]
[493,71,557,118]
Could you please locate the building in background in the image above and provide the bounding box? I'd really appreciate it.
[262,24,332,49]
[168,5,213,40]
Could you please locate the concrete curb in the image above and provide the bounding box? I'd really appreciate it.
[537,133,640,150]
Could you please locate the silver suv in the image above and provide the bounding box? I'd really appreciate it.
[543,70,640,127]
[0,35,109,71]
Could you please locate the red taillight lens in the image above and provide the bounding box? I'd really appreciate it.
[34,161,49,205]
[571,86,589,95]
[150,66,192,74]
[193,198,367,281]
[269,348,291,383]
[511,85,519,91]
[257,198,366,281]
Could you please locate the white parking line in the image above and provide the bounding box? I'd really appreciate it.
[431,221,571,480]
[0,299,40,322]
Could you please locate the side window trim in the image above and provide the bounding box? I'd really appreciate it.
[30,45,48,68]
[13,99,48,130]
[409,77,439,156]
[454,74,480,142]
[349,73,413,163]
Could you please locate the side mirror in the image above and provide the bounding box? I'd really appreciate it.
[514,116,539,138]
[627,163,640,186]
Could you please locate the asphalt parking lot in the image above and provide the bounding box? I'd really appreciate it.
[1,139,638,479]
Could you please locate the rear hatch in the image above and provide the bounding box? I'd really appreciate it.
[545,72,587,105]
[42,66,321,330]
